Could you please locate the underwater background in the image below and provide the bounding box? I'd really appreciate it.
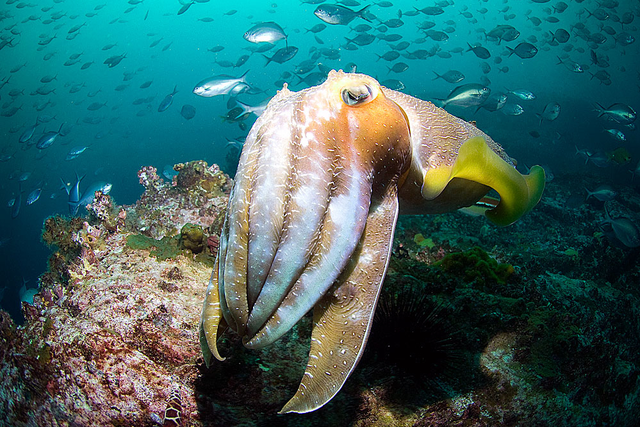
[1,0,638,319]
[1,0,640,425]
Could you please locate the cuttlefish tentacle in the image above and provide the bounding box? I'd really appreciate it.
[243,96,374,343]
[200,256,225,364]
[280,183,400,414]
[244,75,411,349]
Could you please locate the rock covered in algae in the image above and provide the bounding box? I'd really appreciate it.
[0,162,235,426]
[131,160,231,240]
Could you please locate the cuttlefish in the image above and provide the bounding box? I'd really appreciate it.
[200,70,545,413]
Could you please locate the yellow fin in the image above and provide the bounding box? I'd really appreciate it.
[422,137,545,226]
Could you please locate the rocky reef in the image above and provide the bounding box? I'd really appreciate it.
[1,165,639,426]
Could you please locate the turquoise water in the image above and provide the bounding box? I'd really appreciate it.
[0,0,638,319]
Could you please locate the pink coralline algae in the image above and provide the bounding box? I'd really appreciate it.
[138,165,162,190]
[86,191,113,223]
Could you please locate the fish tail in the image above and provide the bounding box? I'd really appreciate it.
[584,187,593,200]
[535,113,543,126]
[556,56,563,65]
[432,71,441,80]
[506,46,515,57]
[357,5,372,22]
[262,54,272,66]
[59,178,69,194]
[239,69,250,82]
[432,98,446,109]
[594,102,605,117]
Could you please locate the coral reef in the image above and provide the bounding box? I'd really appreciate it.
[131,161,230,240]
[1,166,639,426]
[179,224,205,254]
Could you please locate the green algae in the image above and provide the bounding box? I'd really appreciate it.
[435,246,515,286]
[126,234,182,260]
[41,215,85,260]
[180,223,204,254]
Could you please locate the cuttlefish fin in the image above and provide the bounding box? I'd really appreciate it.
[280,184,399,414]
[200,255,226,365]
[422,136,545,226]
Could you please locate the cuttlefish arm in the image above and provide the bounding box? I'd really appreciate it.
[280,183,399,414]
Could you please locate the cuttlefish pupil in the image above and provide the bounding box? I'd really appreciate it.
[341,84,373,105]
[200,70,545,414]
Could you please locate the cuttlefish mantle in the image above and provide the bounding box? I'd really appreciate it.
[200,70,545,414]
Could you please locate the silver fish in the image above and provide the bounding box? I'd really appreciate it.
[193,71,249,98]
[432,69,465,83]
[243,22,287,44]
[604,129,626,141]
[600,205,640,248]
[26,186,42,205]
[585,185,617,202]
[505,88,535,100]
[314,4,371,25]
[438,83,491,108]
[595,103,637,125]
[556,56,583,73]
[19,117,39,143]
[11,188,21,219]
[36,122,65,149]
[538,102,560,124]
[66,146,89,160]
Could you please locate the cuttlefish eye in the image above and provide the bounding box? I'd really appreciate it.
[341,84,374,106]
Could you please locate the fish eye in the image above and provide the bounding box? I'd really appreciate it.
[341,84,373,106]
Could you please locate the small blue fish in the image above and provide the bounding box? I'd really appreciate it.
[158,85,178,112]
[11,186,21,219]
[585,185,617,202]
[26,186,42,205]
[600,204,640,248]
[66,146,89,161]
[19,117,39,143]
[36,122,65,149]
[62,173,85,215]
